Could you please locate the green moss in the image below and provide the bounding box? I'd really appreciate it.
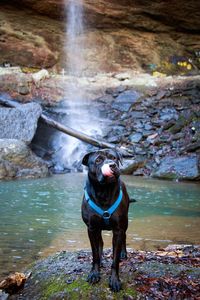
[41,277,67,299]
[41,275,137,300]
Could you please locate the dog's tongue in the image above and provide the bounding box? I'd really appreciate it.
[101,164,113,177]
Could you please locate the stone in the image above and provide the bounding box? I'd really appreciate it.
[114,72,131,81]
[129,133,143,143]
[18,83,30,95]
[130,111,144,119]
[121,157,147,175]
[112,90,142,112]
[182,141,200,153]
[152,155,200,180]
[163,119,176,130]
[170,116,187,134]
[147,133,159,143]
[0,102,42,144]
[32,69,50,87]
[144,123,153,130]
[159,108,178,121]
[0,139,49,180]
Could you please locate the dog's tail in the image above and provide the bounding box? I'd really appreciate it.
[129,198,137,203]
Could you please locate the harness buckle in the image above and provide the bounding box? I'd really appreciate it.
[102,211,111,220]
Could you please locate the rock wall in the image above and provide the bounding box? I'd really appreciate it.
[0,0,200,73]
[0,102,49,180]
[0,139,49,180]
[98,79,200,180]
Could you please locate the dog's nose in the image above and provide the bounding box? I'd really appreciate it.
[109,162,117,171]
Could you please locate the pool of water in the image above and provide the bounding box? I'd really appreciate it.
[0,174,200,279]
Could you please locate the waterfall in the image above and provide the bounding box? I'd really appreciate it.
[53,0,101,172]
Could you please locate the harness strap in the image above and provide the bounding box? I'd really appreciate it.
[84,187,123,224]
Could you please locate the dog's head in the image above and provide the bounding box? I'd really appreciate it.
[82,148,122,184]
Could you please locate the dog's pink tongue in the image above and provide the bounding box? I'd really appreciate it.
[101,164,113,177]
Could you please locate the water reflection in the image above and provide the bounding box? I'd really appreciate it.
[0,174,199,278]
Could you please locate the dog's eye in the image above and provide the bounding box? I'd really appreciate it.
[96,157,103,164]
[109,155,117,161]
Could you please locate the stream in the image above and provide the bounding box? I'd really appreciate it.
[0,174,200,279]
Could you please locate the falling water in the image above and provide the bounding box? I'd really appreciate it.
[53,0,101,172]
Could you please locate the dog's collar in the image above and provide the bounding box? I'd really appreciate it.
[84,186,123,224]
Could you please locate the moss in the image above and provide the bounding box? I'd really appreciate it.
[41,277,67,299]
[21,67,40,73]
[41,275,137,300]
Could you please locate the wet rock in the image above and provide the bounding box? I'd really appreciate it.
[0,139,49,180]
[159,108,178,121]
[7,245,200,300]
[181,141,200,153]
[0,102,42,144]
[146,133,159,144]
[32,69,49,87]
[144,123,153,130]
[121,157,147,175]
[112,90,141,112]
[18,83,30,95]
[163,119,176,130]
[170,115,187,134]
[129,111,144,119]
[152,155,200,180]
[114,72,131,81]
[129,133,143,143]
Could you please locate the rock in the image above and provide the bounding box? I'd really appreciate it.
[144,123,153,130]
[146,133,159,144]
[32,69,49,87]
[112,90,142,112]
[159,108,178,121]
[121,157,147,175]
[0,103,42,144]
[18,83,30,95]
[1,1,200,73]
[114,72,131,81]
[170,116,187,134]
[181,141,200,153]
[0,139,49,180]
[0,67,22,75]
[163,119,176,130]
[129,133,143,143]
[130,111,144,119]
[0,291,9,300]
[152,155,200,180]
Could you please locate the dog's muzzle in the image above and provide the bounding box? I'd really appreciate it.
[101,162,119,178]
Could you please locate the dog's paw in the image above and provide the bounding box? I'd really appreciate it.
[109,275,122,292]
[87,271,101,284]
[120,250,127,260]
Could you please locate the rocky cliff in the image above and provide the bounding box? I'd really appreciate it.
[1,0,200,73]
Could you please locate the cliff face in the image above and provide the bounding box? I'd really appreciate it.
[0,0,200,73]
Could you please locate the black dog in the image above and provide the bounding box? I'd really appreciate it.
[81,148,130,292]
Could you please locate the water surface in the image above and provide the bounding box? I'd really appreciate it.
[0,174,199,279]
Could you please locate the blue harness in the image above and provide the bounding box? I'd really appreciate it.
[84,186,123,225]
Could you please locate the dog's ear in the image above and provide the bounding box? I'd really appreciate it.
[116,150,123,166]
[82,152,95,166]
[111,148,123,166]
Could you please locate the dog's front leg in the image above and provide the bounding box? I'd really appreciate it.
[87,228,101,284]
[109,229,124,292]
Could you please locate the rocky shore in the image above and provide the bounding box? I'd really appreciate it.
[1,245,199,300]
[0,67,200,181]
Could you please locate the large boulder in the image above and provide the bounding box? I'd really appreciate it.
[152,155,200,181]
[0,139,49,180]
[0,102,42,144]
[121,157,147,175]
[112,90,142,112]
